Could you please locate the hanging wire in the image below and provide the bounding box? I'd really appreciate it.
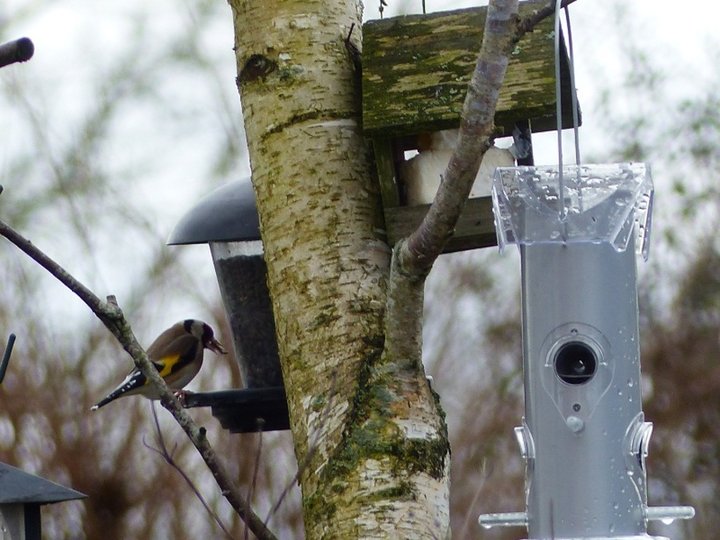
[554,0,566,219]
[554,1,582,221]
[564,5,582,167]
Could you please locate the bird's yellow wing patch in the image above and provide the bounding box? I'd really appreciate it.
[155,354,183,378]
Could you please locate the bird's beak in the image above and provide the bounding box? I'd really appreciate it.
[206,337,228,355]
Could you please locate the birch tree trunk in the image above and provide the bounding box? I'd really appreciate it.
[228,0,450,537]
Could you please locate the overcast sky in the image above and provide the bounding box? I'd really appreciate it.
[1,0,714,331]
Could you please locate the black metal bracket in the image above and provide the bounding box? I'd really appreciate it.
[184,386,289,433]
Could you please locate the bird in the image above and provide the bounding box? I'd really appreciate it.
[91,319,227,410]
[402,126,531,206]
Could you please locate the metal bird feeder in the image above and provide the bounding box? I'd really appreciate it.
[362,0,580,252]
[478,164,694,539]
[0,461,85,540]
[168,179,289,432]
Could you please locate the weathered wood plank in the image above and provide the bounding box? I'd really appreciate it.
[384,196,498,252]
[372,138,400,207]
[362,0,578,137]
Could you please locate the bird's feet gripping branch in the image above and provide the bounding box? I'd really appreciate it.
[91,319,227,411]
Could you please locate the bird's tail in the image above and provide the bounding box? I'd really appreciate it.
[91,369,147,411]
[91,387,129,410]
[91,393,117,410]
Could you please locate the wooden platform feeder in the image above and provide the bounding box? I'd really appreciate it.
[362,0,581,252]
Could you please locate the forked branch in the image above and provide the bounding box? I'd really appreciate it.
[400,0,581,276]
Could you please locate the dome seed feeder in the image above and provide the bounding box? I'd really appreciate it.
[168,180,289,433]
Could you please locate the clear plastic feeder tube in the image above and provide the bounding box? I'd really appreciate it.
[492,163,653,259]
[478,164,693,539]
[210,240,283,388]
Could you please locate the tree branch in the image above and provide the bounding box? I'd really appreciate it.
[399,0,579,276]
[0,218,277,540]
[399,0,519,276]
[518,0,579,35]
[144,403,235,540]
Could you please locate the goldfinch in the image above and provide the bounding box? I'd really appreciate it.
[91,319,227,410]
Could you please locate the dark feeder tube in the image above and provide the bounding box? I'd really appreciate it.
[210,240,282,388]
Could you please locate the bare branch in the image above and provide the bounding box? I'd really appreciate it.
[0,37,34,69]
[145,403,236,540]
[399,0,519,276]
[398,0,580,276]
[0,217,277,540]
[245,424,264,540]
[518,0,579,35]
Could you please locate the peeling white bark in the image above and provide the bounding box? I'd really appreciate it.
[230,1,451,537]
[228,0,529,537]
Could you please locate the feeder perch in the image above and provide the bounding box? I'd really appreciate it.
[0,461,85,540]
[362,0,580,252]
[168,180,289,432]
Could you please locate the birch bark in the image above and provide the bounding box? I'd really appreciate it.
[227,0,548,536]
[229,1,450,537]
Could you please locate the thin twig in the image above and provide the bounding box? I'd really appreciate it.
[0,218,277,540]
[145,403,236,540]
[245,421,264,540]
[0,333,16,384]
[517,0,579,35]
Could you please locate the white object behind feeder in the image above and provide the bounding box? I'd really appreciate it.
[402,129,516,205]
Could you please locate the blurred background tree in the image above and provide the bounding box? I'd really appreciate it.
[0,0,718,538]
